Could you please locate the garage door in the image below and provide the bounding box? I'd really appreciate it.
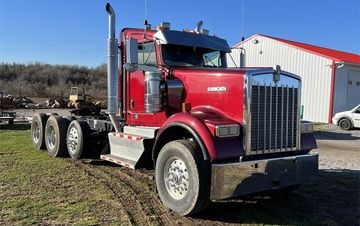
[347,70,360,108]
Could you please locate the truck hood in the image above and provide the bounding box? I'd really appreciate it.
[171,67,247,123]
[171,67,248,76]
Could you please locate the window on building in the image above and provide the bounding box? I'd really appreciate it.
[356,81,360,86]
[348,80,352,85]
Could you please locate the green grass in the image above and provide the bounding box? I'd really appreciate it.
[0,124,123,225]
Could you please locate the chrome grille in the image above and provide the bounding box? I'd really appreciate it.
[250,84,298,152]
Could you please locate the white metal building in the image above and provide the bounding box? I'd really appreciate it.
[228,34,360,123]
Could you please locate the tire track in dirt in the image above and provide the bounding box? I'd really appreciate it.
[75,160,204,225]
[99,167,170,225]
[103,167,203,225]
[75,160,190,225]
[119,168,203,225]
[74,162,141,225]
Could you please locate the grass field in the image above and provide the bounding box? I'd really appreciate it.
[0,124,125,225]
[0,124,359,225]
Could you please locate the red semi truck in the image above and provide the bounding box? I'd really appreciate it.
[30,3,318,215]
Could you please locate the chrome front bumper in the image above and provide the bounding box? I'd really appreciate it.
[210,153,319,200]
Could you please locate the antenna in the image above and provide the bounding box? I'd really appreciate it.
[241,0,245,40]
[144,0,147,22]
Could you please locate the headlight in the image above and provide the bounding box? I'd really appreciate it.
[215,124,240,137]
[301,121,313,133]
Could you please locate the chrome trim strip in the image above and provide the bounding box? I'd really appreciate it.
[275,83,278,152]
[286,85,289,151]
[269,83,272,152]
[280,84,284,151]
[263,84,267,152]
[291,86,295,150]
[257,84,260,151]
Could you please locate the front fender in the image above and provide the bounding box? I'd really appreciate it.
[154,112,215,160]
[154,111,244,162]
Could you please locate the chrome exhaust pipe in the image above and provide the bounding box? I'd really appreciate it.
[106,3,121,132]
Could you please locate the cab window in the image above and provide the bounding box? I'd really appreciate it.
[138,42,157,65]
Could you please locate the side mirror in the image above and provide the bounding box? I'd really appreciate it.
[126,38,138,65]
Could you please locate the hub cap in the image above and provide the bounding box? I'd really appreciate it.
[340,121,349,128]
[67,126,79,154]
[46,125,56,150]
[164,157,189,200]
[32,121,40,143]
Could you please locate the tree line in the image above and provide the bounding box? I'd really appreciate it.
[0,63,107,100]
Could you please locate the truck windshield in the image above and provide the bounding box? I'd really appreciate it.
[161,44,227,68]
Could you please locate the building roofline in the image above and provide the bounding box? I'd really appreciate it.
[233,34,360,65]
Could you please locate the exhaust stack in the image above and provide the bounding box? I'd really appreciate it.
[106,3,121,132]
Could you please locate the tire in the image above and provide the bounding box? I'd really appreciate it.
[155,140,210,216]
[66,120,91,159]
[31,113,49,150]
[45,116,70,157]
[339,118,352,130]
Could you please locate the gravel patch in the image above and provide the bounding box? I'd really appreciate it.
[314,124,360,171]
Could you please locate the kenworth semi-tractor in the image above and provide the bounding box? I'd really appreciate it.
[30,3,318,215]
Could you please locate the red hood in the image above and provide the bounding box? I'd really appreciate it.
[172,67,247,76]
[171,67,246,124]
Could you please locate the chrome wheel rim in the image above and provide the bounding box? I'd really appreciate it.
[46,125,56,150]
[67,126,79,154]
[164,157,189,200]
[32,121,40,143]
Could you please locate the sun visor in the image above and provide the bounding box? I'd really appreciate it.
[154,30,231,52]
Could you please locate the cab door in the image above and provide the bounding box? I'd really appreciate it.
[126,41,159,124]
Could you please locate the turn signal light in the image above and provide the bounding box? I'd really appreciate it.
[215,124,240,137]
[301,121,314,133]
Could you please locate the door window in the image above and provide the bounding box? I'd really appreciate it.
[138,42,157,65]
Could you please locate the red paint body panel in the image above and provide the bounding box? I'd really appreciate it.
[173,68,245,124]
[159,113,216,160]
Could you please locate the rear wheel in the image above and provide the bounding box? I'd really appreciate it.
[66,120,91,159]
[31,113,48,150]
[155,140,210,216]
[339,118,352,130]
[45,116,70,157]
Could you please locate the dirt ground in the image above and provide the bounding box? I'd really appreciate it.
[72,125,360,225]
[1,111,359,225]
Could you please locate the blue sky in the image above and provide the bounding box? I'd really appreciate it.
[0,0,359,67]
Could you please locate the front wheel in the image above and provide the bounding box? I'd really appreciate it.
[339,118,352,130]
[155,140,210,216]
